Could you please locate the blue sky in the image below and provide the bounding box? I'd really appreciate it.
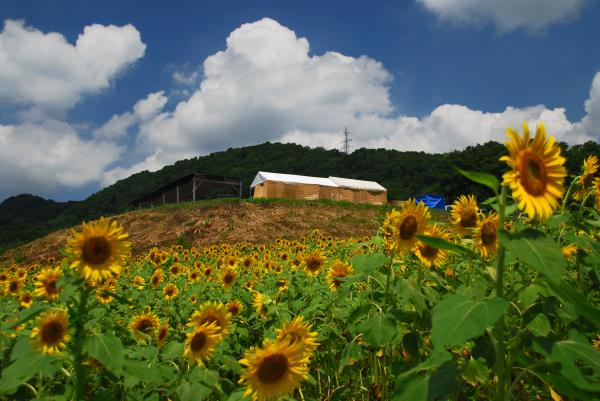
[1,0,599,201]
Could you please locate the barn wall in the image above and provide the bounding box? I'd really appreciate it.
[253,181,387,205]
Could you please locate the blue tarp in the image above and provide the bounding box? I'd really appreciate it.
[415,194,446,210]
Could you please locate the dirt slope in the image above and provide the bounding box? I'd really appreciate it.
[1,200,387,265]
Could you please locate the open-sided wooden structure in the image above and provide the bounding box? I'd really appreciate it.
[131,173,242,208]
[250,172,387,205]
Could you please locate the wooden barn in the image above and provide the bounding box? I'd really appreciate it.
[131,173,243,208]
[250,172,387,205]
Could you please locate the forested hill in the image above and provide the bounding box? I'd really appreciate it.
[1,140,599,254]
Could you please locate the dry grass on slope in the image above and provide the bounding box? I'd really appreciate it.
[1,199,389,265]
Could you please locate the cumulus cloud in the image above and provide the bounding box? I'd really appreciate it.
[94,91,167,139]
[0,120,122,198]
[417,0,586,33]
[0,19,146,113]
[172,70,200,85]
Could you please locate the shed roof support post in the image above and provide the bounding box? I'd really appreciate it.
[192,175,196,202]
[176,185,180,203]
[162,193,165,205]
[239,178,242,198]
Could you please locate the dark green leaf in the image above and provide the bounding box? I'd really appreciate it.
[431,294,509,348]
[541,280,600,327]
[393,356,458,401]
[358,312,397,347]
[0,353,55,394]
[83,332,125,375]
[526,314,551,337]
[351,253,387,275]
[416,235,478,258]
[339,342,362,370]
[457,169,499,194]
[500,228,565,283]
[549,330,600,392]
[0,304,49,330]
[122,360,164,385]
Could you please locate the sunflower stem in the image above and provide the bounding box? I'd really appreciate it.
[383,254,394,313]
[560,175,578,213]
[495,185,508,401]
[72,286,90,401]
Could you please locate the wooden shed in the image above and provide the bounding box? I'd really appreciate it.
[131,173,242,208]
[250,172,387,205]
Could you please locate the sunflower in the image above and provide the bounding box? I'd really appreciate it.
[129,311,160,340]
[450,195,479,236]
[573,155,599,201]
[415,224,450,269]
[5,276,22,297]
[561,244,577,261]
[150,269,164,287]
[382,200,430,255]
[253,292,268,319]
[133,276,145,290]
[474,213,500,259]
[500,122,566,220]
[163,283,179,301]
[595,177,600,211]
[227,300,243,317]
[156,321,169,347]
[66,217,131,283]
[188,269,201,282]
[239,339,310,401]
[326,260,353,291]
[20,291,34,308]
[188,302,231,337]
[220,266,238,290]
[183,322,221,366]
[276,279,288,293]
[275,316,319,359]
[302,251,326,277]
[30,309,70,354]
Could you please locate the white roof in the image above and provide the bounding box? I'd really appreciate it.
[329,176,387,192]
[251,171,386,192]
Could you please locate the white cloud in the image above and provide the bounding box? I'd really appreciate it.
[0,120,122,198]
[417,0,586,33]
[172,70,199,85]
[571,71,600,141]
[0,19,146,113]
[94,91,167,139]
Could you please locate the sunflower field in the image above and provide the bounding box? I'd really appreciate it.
[1,122,600,401]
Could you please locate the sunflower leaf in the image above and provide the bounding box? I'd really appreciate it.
[499,228,565,283]
[417,235,478,258]
[431,294,509,348]
[457,169,499,194]
[83,331,125,375]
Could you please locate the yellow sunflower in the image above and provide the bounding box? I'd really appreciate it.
[415,224,450,269]
[227,300,243,317]
[326,260,354,291]
[573,155,599,201]
[450,195,479,236]
[253,292,268,319]
[162,283,179,301]
[33,268,61,298]
[220,266,238,290]
[302,251,326,277]
[66,217,131,283]
[239,339,310,401]
[4,276,22,297]
[382,200,430,255]
[150,269,164,287]
[594,177,600,210]
[500,122,566,220]
[474,213,500,259]
[30,309,70,354]
[561,244,577,261]
[275,316,319,359]
[156,321,169,347]
[188,302,232,338]
[20,291,34,308]
[129,311,160,340]
[183,322,221,367]
[133,276,145,290]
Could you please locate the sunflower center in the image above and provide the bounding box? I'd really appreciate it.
[460,211,477,228]
[519,152,548,196]
[166,287,175,296]
[23,294,32,302]
[399,216,418,240]
[224,273,234,284]
[42,321,64,343]
[581,173,593,189]
[228,305,240,315]
[257,353,289,384]
[420,244,439,258]
[306,258,322,272]
[481,222,497,246]
[137,318,155,334]
[82,237,111,265]
[45,279,58,294]
[190,332,207,352]
[8,281,18,292]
